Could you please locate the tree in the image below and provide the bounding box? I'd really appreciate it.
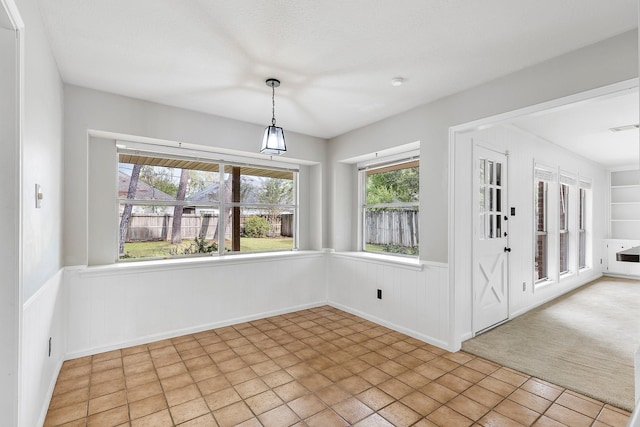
[366,167,419,204]
[119,164,142,255]
[188,170,208,195]
[139,165,178,197]
[170,169,190,244]
[258,178,293,235]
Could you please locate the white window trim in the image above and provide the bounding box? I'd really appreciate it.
[357,150,420,258]
[577,176,592,272]
[117,150,300,261]
[534,163,555,286]
[558,170,578,280]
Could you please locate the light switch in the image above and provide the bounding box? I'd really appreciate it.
[35,184,43,208]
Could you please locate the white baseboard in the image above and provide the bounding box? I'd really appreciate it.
[36,358,64,427]
[65,301,327,360]
[328,301,451,352]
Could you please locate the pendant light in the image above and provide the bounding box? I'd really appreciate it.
[260,78,287,155]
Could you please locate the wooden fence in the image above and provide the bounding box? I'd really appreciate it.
[365,210,419,248]
[123,213,292,242]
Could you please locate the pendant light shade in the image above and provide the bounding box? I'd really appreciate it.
[261,78,287,155]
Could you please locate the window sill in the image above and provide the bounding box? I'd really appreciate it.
[559,271,575,281]
[534,279,556,290]
[74,250,325,276]
[330,251,436,271]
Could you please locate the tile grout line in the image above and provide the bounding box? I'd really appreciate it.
[45,306,631,427]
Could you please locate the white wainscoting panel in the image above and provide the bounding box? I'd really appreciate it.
[65,253,326,358]
[327,253,450,350]
[21,269,66,427]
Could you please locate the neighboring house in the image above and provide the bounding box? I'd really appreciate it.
[186,175,263,215]
[117,171,175,214]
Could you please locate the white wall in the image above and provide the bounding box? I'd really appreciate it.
[18,0,64,302]
[21,270,66,427]
[327,255,450,349]
[65,253,326,358]
[326,30,636,351]
[328,30,638,264]
[64,86,328,266]
[6,0,66,425]
[452,125,607,345]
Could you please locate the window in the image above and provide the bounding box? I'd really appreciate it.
[559,182,570,274]
[534,179,548,281]
[118,152,297,260]
[559,173,577,275]
[478,157,504,240]
[578,179,591,269]
[360,157,419,256]
[534,166,554,282]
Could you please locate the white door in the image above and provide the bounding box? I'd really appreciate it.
[473,144,509,334]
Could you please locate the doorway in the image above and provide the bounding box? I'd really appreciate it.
[449,79,639,350]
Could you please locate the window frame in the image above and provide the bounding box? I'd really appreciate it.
[117,149,299,262]
[358,152,420,258]
[533,164,555,285]
[578,178,592,270]
[558,181,570,275]
[558,172,577,278]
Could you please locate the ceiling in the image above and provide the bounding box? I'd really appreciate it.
[512,88,639,168]
[37,0,637,140]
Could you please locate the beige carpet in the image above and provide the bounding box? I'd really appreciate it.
[462,277,640,411]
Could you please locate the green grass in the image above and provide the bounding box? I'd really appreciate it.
[122,237,294,259]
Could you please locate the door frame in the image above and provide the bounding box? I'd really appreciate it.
[447,78,639,351]
[0,1,23,426]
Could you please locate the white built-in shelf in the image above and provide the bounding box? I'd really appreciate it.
[610,170,640,239]
[611,170,640,186]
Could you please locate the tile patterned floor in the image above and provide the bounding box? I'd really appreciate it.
[44,306,632,426]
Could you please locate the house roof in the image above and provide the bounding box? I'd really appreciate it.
[187,176,262,204]
[118,171,174,201]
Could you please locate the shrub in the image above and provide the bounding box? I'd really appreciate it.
[244,216,270,238]
[171,237,218,255]
[381,244,419,255]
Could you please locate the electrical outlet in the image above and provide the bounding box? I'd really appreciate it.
[48,337,52,357]
[377,289,382,299]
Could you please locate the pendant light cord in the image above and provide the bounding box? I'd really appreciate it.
[271,83,276,126]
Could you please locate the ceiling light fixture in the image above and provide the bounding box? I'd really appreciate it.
[609,124,639,132]
[391,77,405,87]
[260,78,287,155]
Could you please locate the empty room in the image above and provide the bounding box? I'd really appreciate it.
[1,0,639,426]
